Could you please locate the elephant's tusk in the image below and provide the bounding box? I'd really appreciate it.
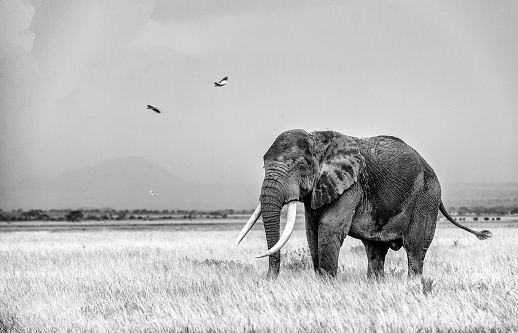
[235,204,262,246]
[255,201,297,258]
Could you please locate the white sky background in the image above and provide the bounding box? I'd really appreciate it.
[1,0,517,187]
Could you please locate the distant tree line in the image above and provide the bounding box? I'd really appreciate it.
[446,205,518,216]
[0,208,257,222]
[2,205,517,222]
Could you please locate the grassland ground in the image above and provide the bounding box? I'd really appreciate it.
[1,221,517,332]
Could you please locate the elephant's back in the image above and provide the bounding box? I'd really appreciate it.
[358,135,422,163]
[357,136,429,222]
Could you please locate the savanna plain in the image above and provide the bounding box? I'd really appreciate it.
[1,219,517,333]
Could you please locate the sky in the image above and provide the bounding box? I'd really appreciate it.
[1,0,517,190]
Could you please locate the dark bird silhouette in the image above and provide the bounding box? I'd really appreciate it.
[214,76,228,87]
[147,104,161,113]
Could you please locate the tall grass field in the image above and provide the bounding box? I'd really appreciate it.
[1,223,517,332]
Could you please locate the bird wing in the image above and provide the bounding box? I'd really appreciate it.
[147,105,160,112]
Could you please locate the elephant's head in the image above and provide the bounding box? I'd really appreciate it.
[236,129,362,277]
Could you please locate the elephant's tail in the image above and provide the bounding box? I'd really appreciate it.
[439,202,492,240]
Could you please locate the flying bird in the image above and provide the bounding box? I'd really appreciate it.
[214,76,228,87]
[147,104,161,113]
[149,190,155,196]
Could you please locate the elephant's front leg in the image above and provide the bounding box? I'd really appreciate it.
[315,187,361,276]
[304,210,319,272]
[317,224,343,276]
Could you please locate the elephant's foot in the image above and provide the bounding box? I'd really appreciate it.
[367,269,385,280]
[406,249,426,277]
[316,266,338,277]
[266,254,280,279]
[266,269,279,279]
[407,263,424,277]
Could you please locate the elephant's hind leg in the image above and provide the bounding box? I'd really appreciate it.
[404,224,435,277]
[404,182,439,277]
[404,220,436,276]
[405,249,427,276]
[362,240,390,279]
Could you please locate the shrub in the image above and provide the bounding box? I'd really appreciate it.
[282,248,312,271]
[421,277,436,296]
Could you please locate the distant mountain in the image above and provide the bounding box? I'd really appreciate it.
[0,157,259,210]
[441,182,518,208]
[1,157,516,211]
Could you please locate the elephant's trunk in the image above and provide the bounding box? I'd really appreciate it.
[256,202,297,259]
[258,173,299,278]
[259,200,282,278]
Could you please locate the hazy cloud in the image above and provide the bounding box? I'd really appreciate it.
[24,0,152,100]
[0,0,517,202]
[150,0,322,22]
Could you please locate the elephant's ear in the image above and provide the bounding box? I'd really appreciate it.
[311,135,362,209]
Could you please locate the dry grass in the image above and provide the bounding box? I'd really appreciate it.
[1,226,517,332]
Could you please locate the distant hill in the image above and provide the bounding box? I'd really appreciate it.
[1,157,516,211]
[0,157,259,211]
[441,182,518,208]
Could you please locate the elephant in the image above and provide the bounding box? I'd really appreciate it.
[235,129,491,279]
